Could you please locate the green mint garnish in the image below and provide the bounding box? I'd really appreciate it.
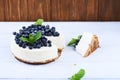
[34,19,43,25]
[20,32,41,44]
[78,35,82,40]
[70,69,85,80]
[67,35,82,46]
[67,38,77,46]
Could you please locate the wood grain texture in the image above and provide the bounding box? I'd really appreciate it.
[34,0,50,21]
[111,0,120,21]
[51,0,98,21]
[4,0,10,21]
[27,0,35,21]
[86,0,98,21]
[98,0,112,21]
[9,0,20,21]
[69,0,76,21]
[20,0,28,21]
[0,0,120,21]
[59,0,74,21]
[0,0,5,21]
[71,0,98,21]
[51,0,61,21]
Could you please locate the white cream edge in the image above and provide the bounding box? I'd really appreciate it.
[76,32,93,56]
[46,33,65,49]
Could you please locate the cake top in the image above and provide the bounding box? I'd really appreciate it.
[12,19,60,49]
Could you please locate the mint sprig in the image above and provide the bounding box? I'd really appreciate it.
[67,35,82,46]
[20,32,41,44]
[34,19,43,25]
[70,69,85,80]
[67,38,77,46]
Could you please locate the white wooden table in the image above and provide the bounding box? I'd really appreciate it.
[0,22,120,80]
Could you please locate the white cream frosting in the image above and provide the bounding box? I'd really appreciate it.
[11,37,58,63]
[76,32,93,56]
[46,34,65,49]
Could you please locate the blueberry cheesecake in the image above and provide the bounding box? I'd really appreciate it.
[68,32,99,57]
[11,19,65,64]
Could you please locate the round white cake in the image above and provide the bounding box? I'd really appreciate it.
[11,20,65,64]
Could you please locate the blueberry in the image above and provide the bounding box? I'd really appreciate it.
[22,44,26,48]
[41,25,45,29]
[41,28,45,31]
[29,46,33,49]
[31,32,35,36]
[24,42,28,45]
[46,25,50,29]
[24,31,30,34]
[13,32,17,35]
[23,34,28,38]
[46,32,52,36]
[51,27,55,29]
[37,44,41,48]
[22,26,26,29]
[41,31,45,35]
[44,42,47,46]
[73,45,76,48]
[16,40,19,44]
[34,30,37,33]
[48,32,52,36]
[39,40,44,46]
[51,27,55,33]
[41,38,47,43]
[15,38,20,42]
[28,26,32,28]
[31,24,36,27]
[53,32,60,36]
[75,40,79,45]
[15,34,21,39]
[33,45,36,48]
[30,29,34,33]
[19,43,22,47]
[45,32,52,36]
[48,43,52,47]
[19,29,23,34]
[45,32,48,36]
[41,37,47,41]
[33,43,37,48]
[47,40,51,43]
[45,29,50,32]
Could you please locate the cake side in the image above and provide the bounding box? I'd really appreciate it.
[13,49,62,64]
[84,35,99,57]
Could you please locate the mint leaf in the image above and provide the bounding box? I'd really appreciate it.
[20,37,30,43]
[70,69,85,80]
[34,19,43,25]
[34,32,41,42]
[67,38,77,46]
[78,35,82,40]
[28,34,35,44]
[20,32,41,44]
[67,35,82,46]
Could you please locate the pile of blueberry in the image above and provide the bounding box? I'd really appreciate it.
[13,24,60,49]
